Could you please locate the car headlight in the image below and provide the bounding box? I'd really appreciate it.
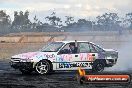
[20,59,32,62]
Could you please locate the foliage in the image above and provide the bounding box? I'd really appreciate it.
[96,13,121,30]
[126,13,132,29]
[0,10,11,35]
[0,10,132,34]
[11,10,31,32]
[45,12,62,28]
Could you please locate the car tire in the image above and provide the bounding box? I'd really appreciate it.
[20,69,32,75]
[92,61,105,72]
[35,60,51,75]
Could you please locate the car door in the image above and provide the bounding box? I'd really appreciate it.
[56,42,81,70]
[78,42,99,69]
[91,43,105,60]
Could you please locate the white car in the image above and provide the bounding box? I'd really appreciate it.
[10,41,118,74]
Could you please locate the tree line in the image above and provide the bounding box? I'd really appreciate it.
[0,10,132,35]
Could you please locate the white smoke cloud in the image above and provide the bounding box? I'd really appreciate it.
[105,35,132,71]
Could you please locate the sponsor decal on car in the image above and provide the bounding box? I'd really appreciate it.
[59,62,91,68]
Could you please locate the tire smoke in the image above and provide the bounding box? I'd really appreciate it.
[105,35,132,71]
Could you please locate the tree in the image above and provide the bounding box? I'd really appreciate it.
[96,13,120,30]
[12,10,31,32]
[32,15,46,32]
[0,10,11,35]
[65,16,74,26]
[63,18,93,31]
[77,19,93,30]
[32,15,43,28]
[125,13,132,29]
[45,12,62,28]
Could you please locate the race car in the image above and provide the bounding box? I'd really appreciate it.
[10,40,118,74]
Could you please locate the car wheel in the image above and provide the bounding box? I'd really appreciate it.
[35,60,51,75]
[20,69,32,74]
[92,61,105,72]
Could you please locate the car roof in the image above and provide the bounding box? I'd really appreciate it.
[56,40,92,44]
[55,40,103,49]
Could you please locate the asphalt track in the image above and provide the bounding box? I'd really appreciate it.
[0,59,131,88]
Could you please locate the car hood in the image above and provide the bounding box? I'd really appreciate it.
[103,49,118,52]
[11,52,56,59]
[103,48,118,57]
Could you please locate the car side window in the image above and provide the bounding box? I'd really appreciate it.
[92,44,104,52]
[59,42,78,54]
[78,43,91,53]
[62,43,70,50]
[88,43,97,52]
[59,43,70,54]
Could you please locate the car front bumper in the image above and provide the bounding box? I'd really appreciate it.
[105,59,117,67]
[10,61,34,70]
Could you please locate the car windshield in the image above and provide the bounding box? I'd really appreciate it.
[41,42,64,52]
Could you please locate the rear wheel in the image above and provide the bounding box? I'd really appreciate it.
[92,61,105,72]
[35,60,51,75]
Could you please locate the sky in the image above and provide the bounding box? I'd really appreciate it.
[0,0,132,22]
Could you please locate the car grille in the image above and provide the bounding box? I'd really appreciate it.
[108,59,114,63]
[11,58,20,62]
